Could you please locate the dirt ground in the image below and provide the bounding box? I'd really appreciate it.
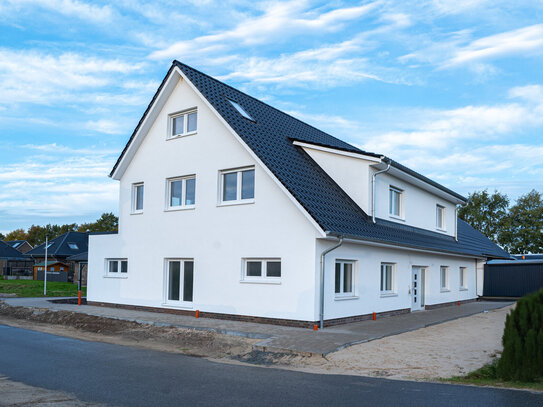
[0,301,513,381]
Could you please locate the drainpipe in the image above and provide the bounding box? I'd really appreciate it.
[372,159,391,223]
[320,235,344,329]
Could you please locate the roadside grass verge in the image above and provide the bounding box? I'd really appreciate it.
[442,359,543,391]
[0,278,86,297]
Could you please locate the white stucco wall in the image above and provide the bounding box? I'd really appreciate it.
[88,76,321,321]
[317,239,478,320]
[374,171,457,237]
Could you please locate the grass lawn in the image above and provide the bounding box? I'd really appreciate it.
[0,277,86,298]
[443,360,543,391]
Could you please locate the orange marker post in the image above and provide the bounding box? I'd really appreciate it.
[372,312,376,321]
[195,310,200,318]
[78,290,81,306]
[313,325,318,331]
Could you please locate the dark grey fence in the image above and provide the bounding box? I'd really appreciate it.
[36,270,68,283]
[484,262,543,297]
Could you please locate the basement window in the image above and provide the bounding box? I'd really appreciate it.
[228,99,255,122]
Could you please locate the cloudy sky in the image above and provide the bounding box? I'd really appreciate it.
[1,0,542,233]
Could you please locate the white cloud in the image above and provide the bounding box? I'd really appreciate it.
[85,119,128,135]
[0,0,113,23]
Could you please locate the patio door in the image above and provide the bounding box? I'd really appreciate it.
[165,259,194,305]
[411,267,425,311]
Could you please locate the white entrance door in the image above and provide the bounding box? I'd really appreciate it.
[165,259,194,305]
[411,267,425,311]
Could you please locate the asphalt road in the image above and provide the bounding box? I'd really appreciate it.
[0,324,541,407]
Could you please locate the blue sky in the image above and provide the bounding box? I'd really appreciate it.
[1,0,543,233]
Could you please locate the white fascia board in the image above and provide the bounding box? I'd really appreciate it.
[293,140,382,163]
[173,66,326,238]
[371,163,466,205]
[321,235,485,260]
[110,69,181,180]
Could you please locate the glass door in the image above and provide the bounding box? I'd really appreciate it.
[166,259,194,305]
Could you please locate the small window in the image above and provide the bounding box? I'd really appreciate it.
[169,110,197,138]
[45,242,54,249]
[242,259,281,281]
[228,99,255,121]
[380,263,396,294]
[60,267,64,271]
[167,176,196,209]
[67,242,78,250]
[389,187,403,218]
[335,260,355,297]
[132,183,144,213]
[220,167,255,204]
[12,242,21,248]
[106,259,128,277]
[440,266,449,291]
[460,267,468,289]
[436,204,446,230]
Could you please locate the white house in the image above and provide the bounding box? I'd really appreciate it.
[87,61,509,328]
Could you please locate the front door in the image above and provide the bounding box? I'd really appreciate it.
[411,267,425,311]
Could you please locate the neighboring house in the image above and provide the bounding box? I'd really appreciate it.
[27,232,89,281]
[485,255,543,298]
[33,261,70,281]
[0,240,33,278]
[88,61,509,327]
[67,251,88,286]
[6,240,33,254]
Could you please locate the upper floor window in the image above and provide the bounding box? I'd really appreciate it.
[389,186,403,218]
[132,183,144,213]
[169,109,197,139]
[167,176,196,210]
[440,266,449,291]
[335,260,355,297]
[436,204,446,230]
[220,167,255,204]
[380,263,396,295]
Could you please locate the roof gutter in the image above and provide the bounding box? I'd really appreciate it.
[319,235,344,329]
[372,158,391,223]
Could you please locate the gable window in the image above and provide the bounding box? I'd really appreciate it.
[242,258,281,282]
[132,183,144,213]
[67,242,78,250]
[167,176,196,210]
[380,263,396,295]
[106,258,128,277]
[389,187,403,218]
[436,204,446,230]
[169,109,197,139]
[335,260,355,297]
[220,167,255,204]
[440,266,449,291]
[460,267,468,290]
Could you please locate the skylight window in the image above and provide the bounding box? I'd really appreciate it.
[68,242,79,250]
[45,243,54,249]
[12,242,21,248]
[228,99,255,122]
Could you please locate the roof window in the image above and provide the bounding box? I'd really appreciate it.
[227,99,255,122]
[12,242,21,248]
[68,242,79,250]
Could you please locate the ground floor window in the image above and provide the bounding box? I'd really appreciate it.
[335,260,355,297]
[166,259,194,303]
[380,263,395,294]
[242,258,281,281]
[105,259,128,277]
[459,267,468,289]
[440,266,449,291]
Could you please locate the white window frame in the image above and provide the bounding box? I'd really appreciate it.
[440,266,450,291]
[131,182,144,214]
[166,175,196,211]
[380,262,397,296]
[436,204,446,231]
[218,166,255,206]
[168,108,197,139]
[335,260,357,299]
[241,258,281,284]
[459,267,468,290]
[105,258,128,278]
[389,186,404,219]
[163,258,195,307]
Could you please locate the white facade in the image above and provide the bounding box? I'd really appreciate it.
[88,67,484,325]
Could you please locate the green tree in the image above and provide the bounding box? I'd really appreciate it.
[0,232,5,240]
[4,228,28,242]
[458,190,509,244]
[78,213,118,233]
[500,189,543,254]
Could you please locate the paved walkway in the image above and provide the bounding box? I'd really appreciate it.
[1,297,512,355]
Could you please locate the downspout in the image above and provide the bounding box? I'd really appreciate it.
[372,159,391,223]
[320,235,344,329]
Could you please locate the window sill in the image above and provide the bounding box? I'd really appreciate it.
[334,295,359,301]
[440,289,450,293]
[459,287,468,291]
[217,199,255,207]
[167,131,197,141]
[131,211,143,215]
[165,206,195,212]
[161,303,194,310]
[380,292,398,298]
[104,274,128,279]
[388,215,405,222]
[435,228,447,233]
[240,279,281,285]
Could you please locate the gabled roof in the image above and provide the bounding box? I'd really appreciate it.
[0,240,29,260]
[110,61,509,259]
[27,231,88,258]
